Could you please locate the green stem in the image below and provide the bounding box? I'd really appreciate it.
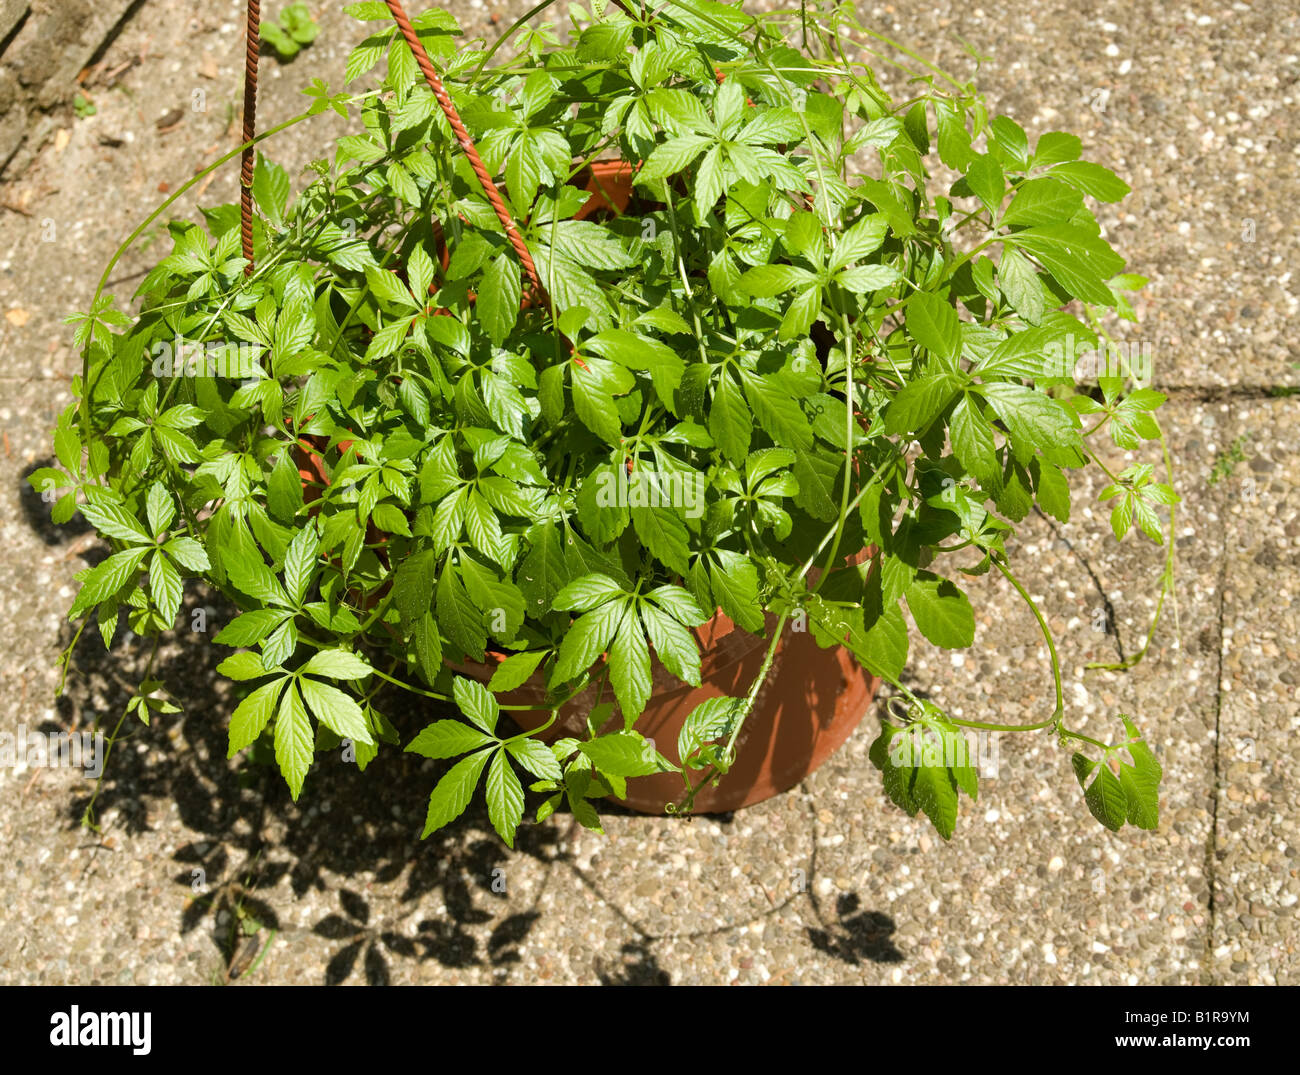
[989,553,1065,725]
[810,307,858,595]
[676,608,790,811]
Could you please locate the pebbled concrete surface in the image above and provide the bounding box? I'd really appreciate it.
[0,0,1296,985]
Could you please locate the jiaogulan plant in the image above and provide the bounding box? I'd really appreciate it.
[39,0,1176,845]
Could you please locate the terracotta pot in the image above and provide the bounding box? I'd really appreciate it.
[459,606,879,816]
[573,159,636,220]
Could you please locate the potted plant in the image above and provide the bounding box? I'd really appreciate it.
[38,0,1175,847]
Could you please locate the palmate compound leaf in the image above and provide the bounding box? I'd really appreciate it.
[407,681,539,843]
[868,718,978,839]
[1072,714,1163,832]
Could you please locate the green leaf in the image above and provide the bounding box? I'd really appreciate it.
[868,720,972,839]
[784,211,823,259]
[608,613,652,719]
[883,372,963,436]
[630,505,690,575]
[862,603,909,681]
[366,264,418,309]
[162,536,210,573]
[778,283,822,341]
[965,154,1005,215]
[282,524,318,606]
[869,723,918,815]
[584,329,685,415]
[300,648,373,680]
[517,522,568,608]
[406,719,496,759]
[479,253,521,344]
[214,609,289,647]
[911,744,960,839]
[145,482,176,538]
[274,681,314,800]
[990,116,1030,167]
[997,247,1046,324]
[1001,176,1083,227]
[571,371,625,445]
[80,500,150,544]
[227,677,286,756]
[946,724,979,801]
[553,600,626,684]
[638,134,710,180]
[252,155,290,224]
[906,292,962,364]
[708,550,764,633]
[678,695,742,766]
[1074,753,1129,832]
[791,449,840,523]
[578,731,665,778]
[832,213,890,270]
[905,573,975,649]
[225,523,290,608]
[1049,160,1130,202]
[640,603,701,686]
[935,104,973,170]
[485,749,526,847]
[299,676,373,745]
[977,312,1096,381]
[1011,224,1126,305]
[452,675,500,736]
[644,584,707,625]
[950,394,999,485]
[709,374,752,466]
[488,649,548,692]
[694,144,725,220]
[437,565,486,661]
[412,612,444,685]
[407,243,435,300]
[1117,716,1162,830]
[149,550,184,625]
[506,737,564,782]
[1034,460,1072,523]
[463,490,506,563]
[741,264,816,297]
[420,749,492,838]
[837,264,901,293]
[1033,132,1082,166]
[740,371,813,452]
[552,573,625,612]
[393,548,438,625]
[978,382,1082,464]
[217,651,267,681]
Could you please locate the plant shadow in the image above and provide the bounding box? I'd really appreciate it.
[806,893,904,965]
[36,494,895,988]
[46,567,575,985]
